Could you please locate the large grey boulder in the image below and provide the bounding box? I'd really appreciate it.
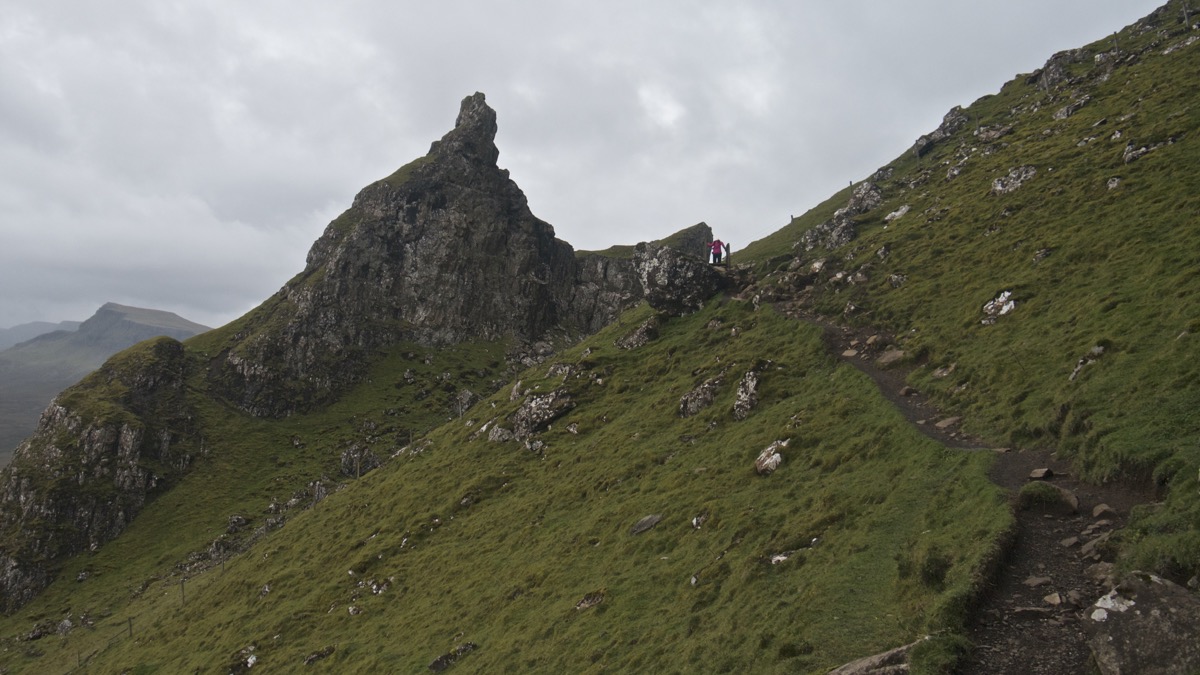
[634,243,728,316]
[1085,572,1200,674]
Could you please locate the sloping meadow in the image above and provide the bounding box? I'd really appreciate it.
[744,8,1200,583]
[5,300,1008,672]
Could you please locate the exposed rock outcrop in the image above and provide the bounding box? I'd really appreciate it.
[732,369,760,421]
[634,242,729,316]
[755,440,787,475]
[0,337,200,612]
[615,316,660,350]
[509,388,575,440]
[797,181,883,252]
[204,93,720,417]
[911,106,969,157]
[679,373,725,418]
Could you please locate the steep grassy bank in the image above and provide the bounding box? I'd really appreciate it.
[0,299,1009,673]
[742,6,1200,582]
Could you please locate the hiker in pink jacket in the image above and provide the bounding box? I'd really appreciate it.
[708,239,725,264]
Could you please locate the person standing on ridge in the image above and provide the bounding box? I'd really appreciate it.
[708,238,725,265]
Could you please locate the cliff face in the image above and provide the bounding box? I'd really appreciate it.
[0,337,200,612]
[206,93,720,417]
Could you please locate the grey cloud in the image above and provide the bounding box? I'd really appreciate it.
[0,0,1167,328]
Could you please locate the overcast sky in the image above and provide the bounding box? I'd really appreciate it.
[0,1,1166,330]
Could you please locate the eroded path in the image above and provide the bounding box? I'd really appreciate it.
[781,306,1150,674]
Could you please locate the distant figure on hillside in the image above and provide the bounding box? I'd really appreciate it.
[723,241,731,266]
[708,238,725,265]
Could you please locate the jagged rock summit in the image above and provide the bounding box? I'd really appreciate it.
[207,92,725,417]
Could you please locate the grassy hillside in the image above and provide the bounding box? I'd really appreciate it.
[0,300,1008,673]
[742,5,1200,582]
[1,4,1197,673]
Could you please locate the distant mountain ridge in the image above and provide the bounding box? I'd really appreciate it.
[0,321,82,351]
[0,303,209,464]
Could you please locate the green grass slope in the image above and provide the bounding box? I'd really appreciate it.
[3,5,1196,673]
[742,5,1200,582]
[0,300,1008,673]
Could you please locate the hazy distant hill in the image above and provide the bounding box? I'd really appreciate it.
[0,303,209,463]
[0,321,82,351]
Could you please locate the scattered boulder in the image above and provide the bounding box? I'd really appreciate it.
[911,106,969,157]
[679,375,724,418]
[755,440,788,475]
[883,205,910,222]
[827,637,928,675]
[575,590,605,610]
[981,291,1018,325]
[615,316,660,350]
[451,389,479,417]
[630,514,663,535]
[976,124,1013,142]
[1017,481,1078,514]
[875,349,906,368]
[1123,138,1177,164]
[991,166,1037,195]
[1080,531,1113,560]
[1086,572,1200,675]
[303,646,335,665]
[934,417,961,430]
[487,425,514,443]
[1054,95,1092,120]
[227,645,259,673]
[509,388,575,440]
[732,370,760,421]
[1027,49,1085,91]
[428,642,478,672]
[797,182,883,252]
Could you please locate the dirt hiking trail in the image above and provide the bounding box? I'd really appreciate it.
[785,307,1152,675]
